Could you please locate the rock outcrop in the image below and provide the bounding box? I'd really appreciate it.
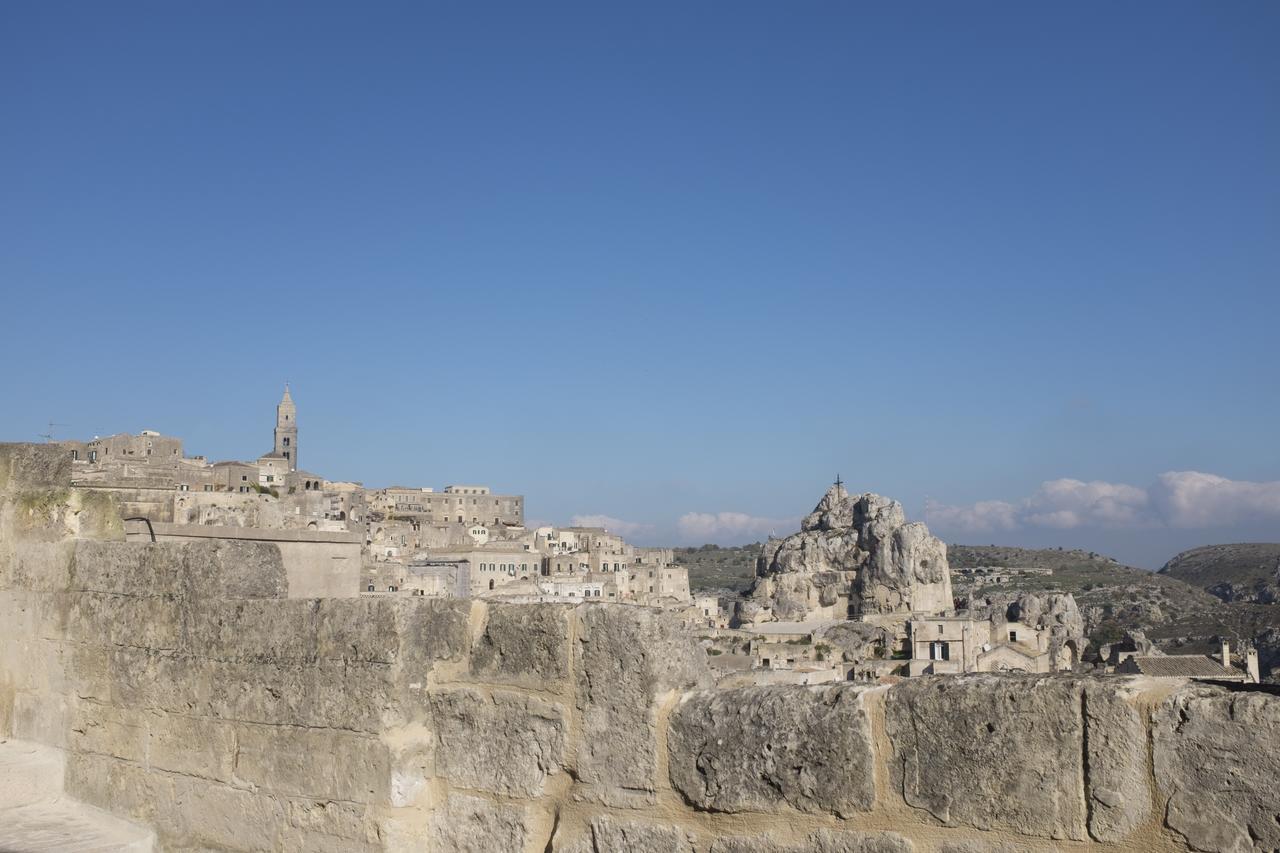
[738,483,952,624]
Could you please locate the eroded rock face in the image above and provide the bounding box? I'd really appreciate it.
[426,688,566,797]
[574,605,713,807]
[741,484,952,624]
[668,685,875,817]
[1081,681,1150,841]
[1153,685,1280,853]
[470,603,570,687]
[885,676,1089,841]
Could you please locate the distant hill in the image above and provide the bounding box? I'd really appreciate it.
[1158,543,1280,604]
[676,543,760,593]
[949,545,1229,649]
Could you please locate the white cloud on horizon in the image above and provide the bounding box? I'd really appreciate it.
[927,471,1280,533]
[568,514,654,537]
[677,511,795,543]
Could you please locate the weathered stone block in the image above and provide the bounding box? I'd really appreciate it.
[67,701,148,764]
[145,711,237,781]
[709,829,913,853]
[426,687,566,797]
[586,815,693,852]
[424,793,535,853]
[669,684,875,817]
[233,724,390,803]
[573,604,712,806]
[471,603,570,687]
[1153,684,1280,853]
[0,443,72,492]
[2,542,76,593]
[395,597,470,669]
[66,750,288,851]
[65,592,185,651]
[1082,680,1149,842]
[70,539,287,600]
[885,675,1087,841]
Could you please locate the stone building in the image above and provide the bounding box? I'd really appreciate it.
[373,484,524,528]
[1115,640,1260,683]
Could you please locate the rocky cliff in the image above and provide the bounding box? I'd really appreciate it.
[738,483,952,624]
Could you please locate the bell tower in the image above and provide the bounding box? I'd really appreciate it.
[274,384,298,471]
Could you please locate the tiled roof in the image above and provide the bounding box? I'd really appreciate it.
[1123,655,1239,678]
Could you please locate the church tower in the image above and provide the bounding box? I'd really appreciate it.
[273,385,298,471]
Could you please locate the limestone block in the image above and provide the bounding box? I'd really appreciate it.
[314,597,401,664]
[573,604,713,806]
[184,599,324,662]
[145,711,237,782]
[2,542,76,592]
[668,684,875,817]
[187,598,401,665]
[471,603,571,687]
[935,843,1023,853]
[280,799,381,853]
[70,539,287,600]
[0,443,72,492]
[1153,684,1280,852]
[395,597,471,670]
[885,675,1087,841]
[587,815,694,852]
[709,829,914,853]
[1081,680,1150,842]
[65,592,185,652]
[192,658,394,732]
[233,724,390,803]
[11,690,69,747]
[425,793,534,853]
[426,687,566,797]
[67,702,149,764]
[66,750,287,851]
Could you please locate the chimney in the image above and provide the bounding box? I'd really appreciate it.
[1220,639,1231,671]
[1246,648,1260,684]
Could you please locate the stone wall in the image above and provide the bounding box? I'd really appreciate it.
[1,443,1277,852]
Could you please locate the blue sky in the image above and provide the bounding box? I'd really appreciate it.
[2,2,1277,567]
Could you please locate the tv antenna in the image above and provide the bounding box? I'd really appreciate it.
[39,421,68,443]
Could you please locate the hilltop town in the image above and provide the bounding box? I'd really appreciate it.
[48,388,1267,692]
[57,387,699,612]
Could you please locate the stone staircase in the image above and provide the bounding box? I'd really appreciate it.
[0,739,154,853]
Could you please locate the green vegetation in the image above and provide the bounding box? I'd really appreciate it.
[676,543,761,593]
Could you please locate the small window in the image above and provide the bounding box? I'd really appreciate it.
[367,585,375,592]
[388,585,397,592]
[1009,630,1018,643]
